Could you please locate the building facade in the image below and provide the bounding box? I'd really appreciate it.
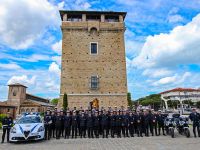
[0,83,54,118]
[58,11,128,109]
[160,88,200,110]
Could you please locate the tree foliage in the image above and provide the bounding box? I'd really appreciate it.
[136,94,161,110]
[63,93,68,110]
[51,98,59,105]
[127,92,133,109]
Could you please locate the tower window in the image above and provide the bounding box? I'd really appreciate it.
[90,75,99,90]
[90,42,98,54]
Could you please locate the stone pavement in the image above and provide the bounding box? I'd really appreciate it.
[0,131,200,150]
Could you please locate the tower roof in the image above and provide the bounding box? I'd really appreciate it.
[59,10,127,19]
[8,83,27,88]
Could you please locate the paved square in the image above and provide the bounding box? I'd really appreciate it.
[0,131,200,150]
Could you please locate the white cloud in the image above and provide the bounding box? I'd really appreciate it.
[0,0,60,49]
[142,68,172,78]
[125,40,144,57]
[167,14,184,23]
[57,1,65,9]
[51,40,62,55]
[52,56,61,65]
[7,75,36,86]
[0,63,21,70]
[152,72,191,86]
[132,13,200,69]
[21,54,51,62]
[48,62,60,76]
[153,75,177,86]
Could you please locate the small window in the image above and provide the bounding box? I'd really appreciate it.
[90,42,98,54]
[91,76,99,90]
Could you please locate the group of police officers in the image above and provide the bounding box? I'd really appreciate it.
[1,107,200,143]
[44,107,169,140]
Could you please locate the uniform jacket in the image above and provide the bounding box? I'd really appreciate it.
[44,115,52,125]
[79,115,86,127]
[55,115,62,128]
[101,114,109,126]
[86,115,93,128]
[2,117,13,128]
[189,112,200,124]
[110,115,116,127]
[122,115,129,127]
[71,115,78,127]
[64,115,71,128]
[116,115,122,126]
[93,116,100,127]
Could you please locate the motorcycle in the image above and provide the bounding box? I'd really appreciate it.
[176,117,190,138]
[164,117,176,138]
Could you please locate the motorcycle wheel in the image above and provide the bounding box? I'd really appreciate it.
[171,128,175,138]
[185,128,190,138]
[166,128,169,135]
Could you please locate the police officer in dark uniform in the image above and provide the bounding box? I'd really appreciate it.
[51,111,56,138]
[122,110,129,137]
[55,111,62,139]
[129,111,135,137]
[136,110,143,137]
[116,110,122,138]
[1,112,13,143]
[157,110,166,136]
[86,111,93,138]
[98,110,103,136]
[101,110,109,138]
[64,110,71,139]
[110,111,116,138]
[143,109,150,137]
[148,109,157,136]
[71,110,78,138]
[93,111,100,138]
[44,109,52,140]
[79,111,86,138]
[60,110,65,137]
[189,108,200,137]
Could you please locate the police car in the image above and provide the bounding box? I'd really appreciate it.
[10,113,45,142]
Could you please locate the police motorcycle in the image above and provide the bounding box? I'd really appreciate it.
[176,116,190,138]
[164,116,176,138]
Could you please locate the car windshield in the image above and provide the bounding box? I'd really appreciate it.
[16,116,42,124]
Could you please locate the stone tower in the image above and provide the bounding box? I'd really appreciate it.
[58,10,128,109]
[7,83,27,113]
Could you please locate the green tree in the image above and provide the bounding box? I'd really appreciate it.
[136,94,162,110]
[127,92,133,109]
[51,98,59,105]
[63,93,68,110]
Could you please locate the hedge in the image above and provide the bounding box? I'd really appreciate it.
[0,114,7,123]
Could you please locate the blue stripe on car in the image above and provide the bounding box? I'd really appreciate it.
[31,124,38,132]
[19,125,24,133]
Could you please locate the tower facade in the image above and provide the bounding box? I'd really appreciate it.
[7,83,27,113]
[58,11,128,109]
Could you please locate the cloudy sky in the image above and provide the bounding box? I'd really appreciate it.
[0,0,200,101]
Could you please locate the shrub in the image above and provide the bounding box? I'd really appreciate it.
[0,122,2,129]
[0,114,7,123]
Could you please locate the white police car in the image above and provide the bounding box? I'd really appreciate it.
[10,113,45,142]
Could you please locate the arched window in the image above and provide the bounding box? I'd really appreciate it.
[21,108,25,113]
[31,108,35,112]
[90,27,97,35]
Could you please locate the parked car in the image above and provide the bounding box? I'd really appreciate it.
[10,113,45,142]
